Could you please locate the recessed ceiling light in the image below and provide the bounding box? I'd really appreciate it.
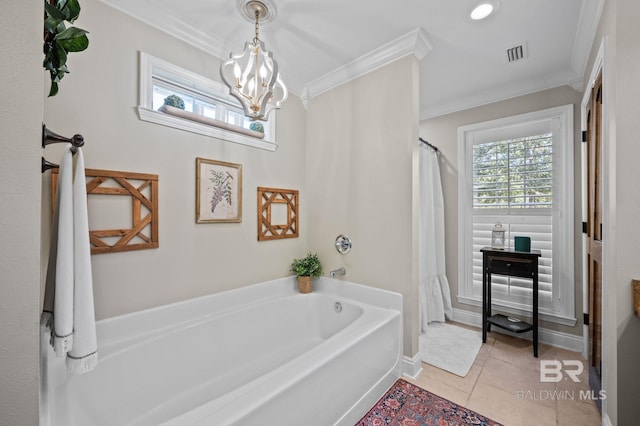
[471,3,495,20]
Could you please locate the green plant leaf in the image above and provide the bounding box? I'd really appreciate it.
[61,0,81,22]
[48,81,59,97]
[44,3,66,20]
[44,16,62,33]
[54,26,88,40]
[58,33,89,52]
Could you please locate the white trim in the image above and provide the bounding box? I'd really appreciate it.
[303,28,432,103]
[402,353,423,380]
[451,308,583,353]
[98,0,228,60]
[457,105,575,325]
[137,107,277,152]
[456,295,576,327]
[602,413,612,426]
[580,39,605,361]
[570,0,605,89]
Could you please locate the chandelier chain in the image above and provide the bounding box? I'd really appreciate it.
[254,10,260,43]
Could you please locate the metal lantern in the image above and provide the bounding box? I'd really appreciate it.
[491,222,506,249]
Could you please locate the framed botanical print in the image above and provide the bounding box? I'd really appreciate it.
[196,158,242,223]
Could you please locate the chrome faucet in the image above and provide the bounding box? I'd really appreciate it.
[329,267,346,278]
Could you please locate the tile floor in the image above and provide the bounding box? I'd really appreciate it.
[406,323,602,426]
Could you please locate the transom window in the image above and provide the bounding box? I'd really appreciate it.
[137,52,277,151]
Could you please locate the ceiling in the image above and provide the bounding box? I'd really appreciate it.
[101,0,604,120]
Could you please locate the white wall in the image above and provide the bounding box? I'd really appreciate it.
[42,0,308,320]
[0,1,43,424]
[306,55,421,357]
[419,85,584,336]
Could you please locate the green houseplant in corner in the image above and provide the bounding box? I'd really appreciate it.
[43,0,90,97]
[290,253,323,294]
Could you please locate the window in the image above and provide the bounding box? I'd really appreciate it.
[457,105,575,326]
[137,52,277,151]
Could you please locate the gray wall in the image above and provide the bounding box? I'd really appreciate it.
[306,55,421,357]
[0,0,43,425]
[42,0,308,320]
[419,85,584,337]
[584,0,640,423]
[614,2,640,423]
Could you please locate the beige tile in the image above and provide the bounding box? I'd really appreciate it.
[410,323,600,425]
[419,361,482,394]
[489,334,554,372]
[467,381,557,426]
[477,357,556,409]
[557,398,602,426]
[407,374,470,407]
[474,339,495,366]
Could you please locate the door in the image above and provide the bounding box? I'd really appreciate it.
[585,71,603,410]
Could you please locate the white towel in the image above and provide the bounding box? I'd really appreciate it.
[43,148,74,355]
[42,147,98,374]
[67,149,98,373]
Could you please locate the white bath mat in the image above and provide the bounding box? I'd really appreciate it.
[419,322,482,377]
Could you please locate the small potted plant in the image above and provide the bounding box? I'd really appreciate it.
[162,94,185,110]
[290,252,323,294]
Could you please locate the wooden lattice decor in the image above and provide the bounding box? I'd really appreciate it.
[257,187,299,241]
[52,168,159,254]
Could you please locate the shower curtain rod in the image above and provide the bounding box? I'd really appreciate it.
[419,137,439,152]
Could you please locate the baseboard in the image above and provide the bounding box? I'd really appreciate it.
[402,353,423,380]
[451,308,584,353]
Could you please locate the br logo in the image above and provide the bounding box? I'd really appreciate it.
[540,360,583,383]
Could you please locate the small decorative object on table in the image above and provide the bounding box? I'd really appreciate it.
[514,235,531,252]
[290,253,322,294]
[491,222,505,249]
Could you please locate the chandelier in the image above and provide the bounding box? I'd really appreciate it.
[220,0,288,121]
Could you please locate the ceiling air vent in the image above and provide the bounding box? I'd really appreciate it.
[506,41,528,63]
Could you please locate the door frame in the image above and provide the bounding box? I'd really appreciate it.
[580,36,608,415]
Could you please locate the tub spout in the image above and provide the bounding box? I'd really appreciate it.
[330,267,346,278]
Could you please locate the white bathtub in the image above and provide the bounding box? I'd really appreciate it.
[40,276,403,426]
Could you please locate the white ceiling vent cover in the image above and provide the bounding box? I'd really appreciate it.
[506,41,528,62]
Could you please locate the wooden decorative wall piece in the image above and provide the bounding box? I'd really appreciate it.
[257,187,299,241]
[52,168,159,254]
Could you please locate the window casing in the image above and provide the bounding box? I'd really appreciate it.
[137,52,277,151]
[457,105,575,326]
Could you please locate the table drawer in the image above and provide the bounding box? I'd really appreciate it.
[488,257,535,276]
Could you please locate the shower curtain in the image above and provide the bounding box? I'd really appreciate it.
[418,142,452,333]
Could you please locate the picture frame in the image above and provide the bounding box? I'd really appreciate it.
[196,158,242,223]
[257,186,299,240]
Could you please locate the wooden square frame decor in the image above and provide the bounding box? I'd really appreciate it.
[196,158,242,223]
[257,187,299,241]
[52,168,159,255]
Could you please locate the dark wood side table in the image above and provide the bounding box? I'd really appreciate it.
[481,247,542,357]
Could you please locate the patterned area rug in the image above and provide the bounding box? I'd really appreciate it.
[356,379,502,426]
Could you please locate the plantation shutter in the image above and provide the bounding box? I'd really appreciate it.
[471,133,554,306]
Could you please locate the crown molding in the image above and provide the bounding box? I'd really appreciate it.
[302,28,432,108]
[98,0,228,59]
[569,0,605,91]
[419,69,575,120]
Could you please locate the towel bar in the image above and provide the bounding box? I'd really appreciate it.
[41,123,85,173]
